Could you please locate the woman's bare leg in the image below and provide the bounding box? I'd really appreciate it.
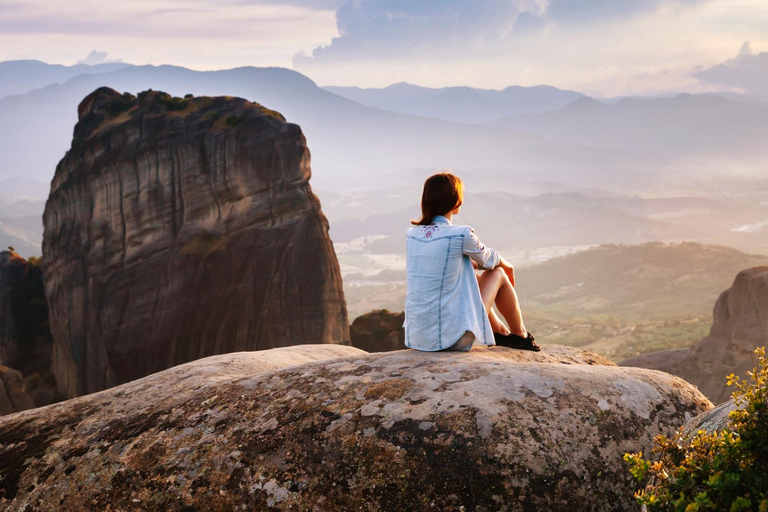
[476,273,510,334]
[477,267,527,337]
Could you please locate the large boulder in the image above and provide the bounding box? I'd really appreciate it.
[43,88,350,399]
[0,344,710,511]
[621,266,768,404]
[350,309,405,352]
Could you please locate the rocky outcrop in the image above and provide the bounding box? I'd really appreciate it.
[350,309,405,352]
[0,344,710,511]
[0,365,35,415]
[685,398,738,434]
[43,88,350,399]
[621,266,768,404]
[0,250,57,413]
[0,249,29,368]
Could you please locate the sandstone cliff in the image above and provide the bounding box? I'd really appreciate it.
[0,344,710,511]
[621,266,768,404]
[43,88,349,399]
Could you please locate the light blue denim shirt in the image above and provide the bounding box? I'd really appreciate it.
[403,215,501,351]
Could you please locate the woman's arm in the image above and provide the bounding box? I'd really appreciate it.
[463,227,500,270]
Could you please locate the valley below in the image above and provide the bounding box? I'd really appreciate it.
[339,241,768,363]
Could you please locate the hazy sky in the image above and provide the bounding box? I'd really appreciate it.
[1,0,767,96]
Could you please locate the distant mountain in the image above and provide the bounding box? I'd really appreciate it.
[0,64,665,194]
[0,60,131,100]
[324,82,583,123]
[491,93,768,160]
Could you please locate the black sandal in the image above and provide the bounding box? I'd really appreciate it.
[493,331,541,352]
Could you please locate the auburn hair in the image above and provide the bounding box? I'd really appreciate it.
[411,172,464,225]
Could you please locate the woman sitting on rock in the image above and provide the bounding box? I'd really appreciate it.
[403,172,539,352]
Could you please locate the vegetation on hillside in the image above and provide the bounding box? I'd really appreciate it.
[625,347,768,511]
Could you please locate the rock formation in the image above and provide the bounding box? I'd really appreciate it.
[0,249,26,368]
[0,344,710,511]
[43,88,349,399]
[0,365,35,415]
[621,266,768,404]
[0,249,57,413]
[350,309,405,352]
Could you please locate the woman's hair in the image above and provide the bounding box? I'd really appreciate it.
[411,172,464,225]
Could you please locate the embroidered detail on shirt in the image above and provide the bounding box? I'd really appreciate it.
[423,224,439,239]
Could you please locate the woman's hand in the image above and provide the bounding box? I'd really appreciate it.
[498,257,516,287]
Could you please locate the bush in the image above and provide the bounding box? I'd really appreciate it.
[625,347,768,512]
[104,92,136,118]
[159,95,189,111]
[225,115,245,127]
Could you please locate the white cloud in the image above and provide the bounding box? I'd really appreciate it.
[77,50,122,65]
[695,43,768,97]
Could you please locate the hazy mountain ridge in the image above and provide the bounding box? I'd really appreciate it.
[324,82,584,123]
[491,93,768,161]
[0,63,668,196]
[0,60,132,101]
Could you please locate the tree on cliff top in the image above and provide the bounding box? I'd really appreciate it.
[625,347,768,511]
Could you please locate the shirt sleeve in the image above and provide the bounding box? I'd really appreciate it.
[462,227,500,270]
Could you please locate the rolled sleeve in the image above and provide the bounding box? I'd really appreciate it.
[462,227,500,270]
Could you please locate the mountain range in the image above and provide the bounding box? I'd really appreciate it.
[1,59,767,258]
[324,82,583,123]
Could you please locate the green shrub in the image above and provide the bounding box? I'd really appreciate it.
[225,115,245,127]
[159,95,189,112]
[104,92,135,118]
[625,347,768,512]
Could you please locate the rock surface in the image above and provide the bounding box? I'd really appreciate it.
[685,398,738,434]
[0,344,710,511]
[621,266,768,404]
[43,88,350,399]
[350,308,405,352]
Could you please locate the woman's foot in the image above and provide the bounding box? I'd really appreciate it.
[493,332,541,352]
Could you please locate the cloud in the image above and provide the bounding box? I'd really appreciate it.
[295,0,706,64]
[241,0,347,10]
[295,0,543,63]
[544,0,702,24]
[694,42,768,97]
[77,50,122,65]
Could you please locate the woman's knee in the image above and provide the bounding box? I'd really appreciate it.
[492,266,511,285]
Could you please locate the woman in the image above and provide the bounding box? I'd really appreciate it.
[403,172,539,352]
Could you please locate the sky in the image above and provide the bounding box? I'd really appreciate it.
[1,0,768,96]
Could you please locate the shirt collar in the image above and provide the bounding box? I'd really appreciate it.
[432,215,451,225]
